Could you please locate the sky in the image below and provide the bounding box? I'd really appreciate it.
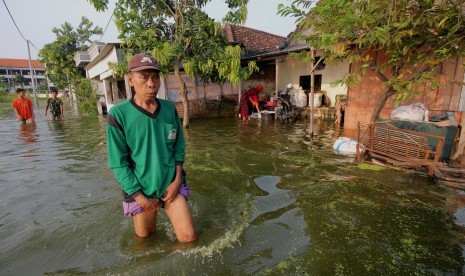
[0,0,299,60]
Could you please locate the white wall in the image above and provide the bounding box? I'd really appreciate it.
[87,47,118,79]
[277,56,349,107]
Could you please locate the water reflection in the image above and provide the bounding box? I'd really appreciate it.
[232,175,309,274]
[18,123,38,143]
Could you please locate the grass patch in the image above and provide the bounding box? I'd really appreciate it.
[0,94,16,103]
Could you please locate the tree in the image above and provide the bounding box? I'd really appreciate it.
[38,17,102,90]
[37,80,48,92]
[14,73,25,88]
[279,0,465,122]
[0,77,10,95]
[89,0,258,128]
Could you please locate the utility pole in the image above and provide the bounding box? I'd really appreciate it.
[66,73,74,103]
[27,40,38,106]
[309,47,315,138]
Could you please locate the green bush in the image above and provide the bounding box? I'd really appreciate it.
[74,79,98,115]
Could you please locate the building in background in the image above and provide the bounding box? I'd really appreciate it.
[0,58,51,92]
[74,42,130,114]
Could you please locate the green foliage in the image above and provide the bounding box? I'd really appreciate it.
[92,0,256,83]
[0,77,11,95]
[38,17,102,89]
[36,80,48,91]
[14,73,25,88]
[278,0,465,120]
[89,0,257,127]
[74,78,98,115]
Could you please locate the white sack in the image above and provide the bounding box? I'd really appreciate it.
[391,103,429,122]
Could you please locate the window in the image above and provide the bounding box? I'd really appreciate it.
[0,69,6,75]
[35,70,45,76]
[315,57,326,71]
[117,80,127,99]
[299,75,322,92]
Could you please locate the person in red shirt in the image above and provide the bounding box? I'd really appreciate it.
[238,85,263,120]
[12,88,35,125]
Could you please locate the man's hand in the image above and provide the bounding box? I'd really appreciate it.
[162,177,181,203]
[133,193,160,212]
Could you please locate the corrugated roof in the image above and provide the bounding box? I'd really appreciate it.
[248,45,311,59]
[0,58,45,69]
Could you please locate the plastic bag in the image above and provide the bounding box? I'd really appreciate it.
[295,87,308,107]
[391,103,429,122]
[333,137,358,156]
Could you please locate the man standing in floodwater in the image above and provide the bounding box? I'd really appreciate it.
[106,53,196,242]
[12,88,35,125]
[45,89,64,119]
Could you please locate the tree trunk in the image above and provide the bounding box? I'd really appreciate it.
[371,89,397,123]
[174,58,189,128]
[368,60,397,123]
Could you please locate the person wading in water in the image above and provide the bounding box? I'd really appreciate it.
[106,53,196,242]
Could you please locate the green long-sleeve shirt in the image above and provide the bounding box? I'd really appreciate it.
[106,98,185,199]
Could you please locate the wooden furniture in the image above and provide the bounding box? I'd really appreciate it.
[356,121,445,176]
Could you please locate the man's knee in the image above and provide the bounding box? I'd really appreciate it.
[135,228,154,238]
[178,228,197,243]
[133,211,157,238]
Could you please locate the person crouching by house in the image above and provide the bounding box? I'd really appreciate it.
[45,89,64,120]
[12,88,35,125]
[238,85,264,120]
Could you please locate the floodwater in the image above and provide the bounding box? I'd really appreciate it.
[1,101,465,275]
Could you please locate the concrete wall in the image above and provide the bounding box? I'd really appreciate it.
[164,72,240,102]
[87,47,119,79]
[276,55,348,107]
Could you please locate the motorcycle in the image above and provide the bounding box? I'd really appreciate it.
[275,84,297,124]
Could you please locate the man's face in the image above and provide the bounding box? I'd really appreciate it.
[128,70,160,102]
[18,91,25,98]
[51,92,58,99]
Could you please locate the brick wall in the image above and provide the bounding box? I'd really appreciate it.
[242,63,276,100]
[174,95,238,120]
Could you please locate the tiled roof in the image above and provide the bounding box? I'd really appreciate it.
[0,58,45,69]
[223,24,286,58]
[253,45,311,59]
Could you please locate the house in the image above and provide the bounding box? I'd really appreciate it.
[229,25,349,109]
[75,25,347,118]
[74,26,288,116]
[344,50,465,164]
[0,58,50,91]
[74,42,144,113]
[344,53,465,130]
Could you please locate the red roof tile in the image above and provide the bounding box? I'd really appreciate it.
[0,58,45,69]
[223,24,286,58]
